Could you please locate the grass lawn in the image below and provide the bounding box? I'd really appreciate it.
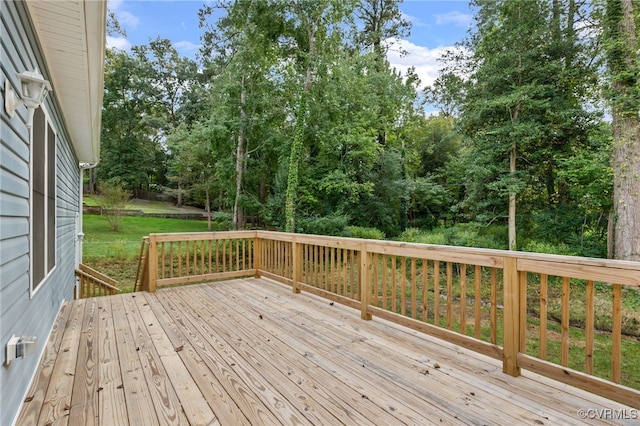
[84,195,206,214]
[82,214,219,292]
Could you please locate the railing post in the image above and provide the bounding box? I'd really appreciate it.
[292,237,301,294]
[148,234,158,292]
[502,256,521,376]
[254,235,261,278]
[360,243,372,320]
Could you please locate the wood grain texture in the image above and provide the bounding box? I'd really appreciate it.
[14,302,73,426]
[16,278,639,425]
[37,299,87,426]
[69,298,98,425]
[96,296,128,425]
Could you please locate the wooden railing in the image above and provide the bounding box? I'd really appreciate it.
[133,236,149,292]
[139,230,640,408]
[142,231,255,292]
[75,264,120,298]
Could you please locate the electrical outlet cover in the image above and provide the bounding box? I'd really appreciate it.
[5,335,20,365]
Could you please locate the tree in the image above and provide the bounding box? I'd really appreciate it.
[99,49,162,191]
[602,0,640,260]
[95,180,131,231]
[446,0,597,250]
[133,38,199,130]
[403,115,460,227]
[166,120,224,230]
[355,0,410,58]
[284,0,351,232]
[132,38,200,203]
[199,0,288,229]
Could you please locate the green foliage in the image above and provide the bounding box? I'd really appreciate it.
[397,224,506,249]
[297,213,350,236]
[520,241,576,256]
[397,228,448,245]
[83,214,214,292]
[211,211,233,230]
[440,223,506,250]
[95,180,132,231]
[96,1,629,260]
[346,226,385,240]
[601,0,640,114]
[428,0,602,249]
[285,94,308,232]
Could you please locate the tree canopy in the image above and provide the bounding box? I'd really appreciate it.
[98,0,640,260]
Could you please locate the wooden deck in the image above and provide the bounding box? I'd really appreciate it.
[17,278,638,425]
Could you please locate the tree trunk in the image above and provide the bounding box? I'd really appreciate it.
[508,101,521,251]
[607,206,615,259]
[612,113,640,261]
[284,20,315,233]
[609,0,640,261]
[284,94,307,233]
[206,187,211,231]
[509,144,517,251]
[233,76,247,230]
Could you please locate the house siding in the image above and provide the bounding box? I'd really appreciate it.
[1,2,81,425]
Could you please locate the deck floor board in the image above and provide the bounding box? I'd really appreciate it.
[16,278,637,425]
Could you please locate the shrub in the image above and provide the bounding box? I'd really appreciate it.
[398,224,505,249]
[346,226,385,240]
[95,180,131,231]
[442,223,505,249]
[397,228,447,245]
[297,214,349,236]
[520,241,576,256]
[211,211,233,230]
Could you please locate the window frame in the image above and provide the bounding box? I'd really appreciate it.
[29,105,57,297]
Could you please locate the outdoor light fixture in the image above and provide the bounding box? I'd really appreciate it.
[4,69,52,125]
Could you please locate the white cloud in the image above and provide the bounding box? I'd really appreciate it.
[435,11,472,27]
[118,11,140,29]
[401,11,426,27]
[108,0,123,10]
[173,40,200,53]
[108,0,139,30]
[385,38,453,90]
[107,36,131,51]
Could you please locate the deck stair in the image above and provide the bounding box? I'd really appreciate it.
[75,263,120,298]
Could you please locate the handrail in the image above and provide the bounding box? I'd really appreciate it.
[79,263,119,287]
[140,230,640,408]
[134,236,150,292]
[75,265,120,298]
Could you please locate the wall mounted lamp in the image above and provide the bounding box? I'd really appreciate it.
[4,69,52,126]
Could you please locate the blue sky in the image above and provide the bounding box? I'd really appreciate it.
[108,0,474,91]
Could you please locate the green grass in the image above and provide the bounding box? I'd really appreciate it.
[84,195,206,214]
[365,261,640,390]
[82,214,222,291]
[525,318,640,390]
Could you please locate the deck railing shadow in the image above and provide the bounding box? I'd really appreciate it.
[136,230,640,408]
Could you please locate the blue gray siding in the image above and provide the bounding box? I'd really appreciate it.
[1,2,81,425]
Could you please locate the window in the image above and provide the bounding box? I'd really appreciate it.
[31,106,56,293]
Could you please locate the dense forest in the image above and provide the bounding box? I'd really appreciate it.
[95,0,639,261]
